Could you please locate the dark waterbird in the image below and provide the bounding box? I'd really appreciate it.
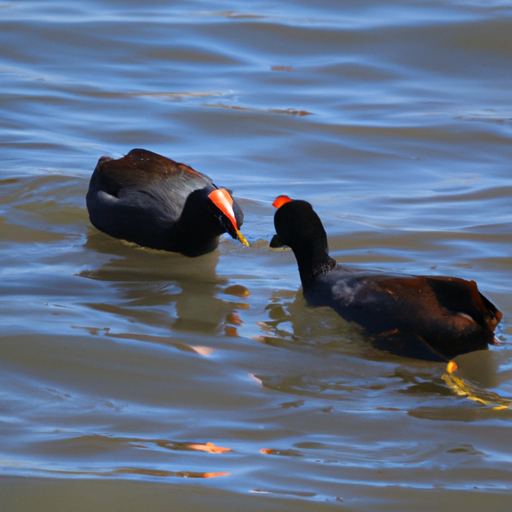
[86,148,248,257]
[272,195,502,362]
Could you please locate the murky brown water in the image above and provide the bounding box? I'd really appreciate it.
[2,0,512,510]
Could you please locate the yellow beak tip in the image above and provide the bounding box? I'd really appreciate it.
[236,231,250,247]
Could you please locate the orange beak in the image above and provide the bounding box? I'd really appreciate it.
[209,189,249,246]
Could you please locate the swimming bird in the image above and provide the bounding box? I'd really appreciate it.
[272,195,502,361]
[86,148,248,257]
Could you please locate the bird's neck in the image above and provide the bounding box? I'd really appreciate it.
[292,242,337,290]
[167,189,223,256]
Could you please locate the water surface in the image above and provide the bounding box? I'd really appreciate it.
[1,0,512,510]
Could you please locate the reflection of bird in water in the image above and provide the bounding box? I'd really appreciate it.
[172,280,249,336]
[256,288,368,358]
[443,354,512,410]
[272,195,502,362]
[79,241,249,339]
[86,148,248,257]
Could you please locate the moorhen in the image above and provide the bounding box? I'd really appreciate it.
[86,148,248,257]
[272,195,501,361]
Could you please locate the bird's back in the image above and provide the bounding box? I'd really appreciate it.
[306,267,501,360]
[86,148,216,251]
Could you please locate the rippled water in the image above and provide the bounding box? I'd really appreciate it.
[2,0,512,510]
